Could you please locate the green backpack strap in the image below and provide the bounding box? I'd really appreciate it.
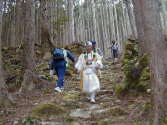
[84,51,97,60]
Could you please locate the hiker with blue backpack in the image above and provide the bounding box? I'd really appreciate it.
[49,48,76,92]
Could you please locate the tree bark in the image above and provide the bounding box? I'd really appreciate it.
[141,0,167,124]
[132,0,146,54]
[40,0,55,51]
[16,0,23,46]
[20,0,36,92]
[67,0,75,43]
[124,0,137,38]
[0,0,13,107]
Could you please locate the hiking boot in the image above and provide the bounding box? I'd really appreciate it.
[90,92,96,103]
[54,87,62,92]
[60,87,64,90]
[90,98,95,103]
[60,87,64,92]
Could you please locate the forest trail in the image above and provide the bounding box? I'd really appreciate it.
[0,59,150,125]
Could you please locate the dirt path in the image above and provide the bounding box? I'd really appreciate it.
[0,59,151,125]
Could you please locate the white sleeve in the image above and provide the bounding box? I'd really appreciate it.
[97,48,103,57]
[75,54,85,71]
[95,53,103,69]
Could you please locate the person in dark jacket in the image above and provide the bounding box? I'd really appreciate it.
[108,40,119,64]
[49,48,76,92]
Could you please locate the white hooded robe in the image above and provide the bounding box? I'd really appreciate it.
[75,51,103,93]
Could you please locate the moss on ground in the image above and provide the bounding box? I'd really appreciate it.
[62,91,81,108]
[106,106,128,116]
[0,120,4,125]
[32,103,65,117]
[161,116,167,125]
[22,115,40,125]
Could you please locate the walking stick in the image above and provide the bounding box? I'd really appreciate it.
[80,70,83,91]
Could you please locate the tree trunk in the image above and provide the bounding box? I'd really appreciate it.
[15,0,23,46]
[20,0,36,92]
[0,0,13,107]
[67,0,75,43]
[40,0,55,51]
[125,0,137,38]
[160,0,167,32]
[132,0,146,54]
[141,0,167,124]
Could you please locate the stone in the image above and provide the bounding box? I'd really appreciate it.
[88,104,101,111]
[70,121,80,125]
[93,109,108,114]
[70,109,91,119]
[146,89,151,93]
[13,120,19,125]
[41,122,64,125]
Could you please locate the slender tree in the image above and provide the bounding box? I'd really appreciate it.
[124,0,136,38]
[132,0,146,54]
[0,0,13,107]
[20,0,36,91]
[15,0,23,46]
[40,0,55,50]
[67,0,75,43]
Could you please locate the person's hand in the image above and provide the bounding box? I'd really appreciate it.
[86,59,93,65]
[75,69,82,73]
[95,66,99,70]
[77,70,82,73]
[50,70,54,77]
[74,69,78,73]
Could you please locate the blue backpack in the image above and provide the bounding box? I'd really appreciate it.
[53,48,65,60]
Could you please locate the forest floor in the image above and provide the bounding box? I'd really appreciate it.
[0,58,151,125]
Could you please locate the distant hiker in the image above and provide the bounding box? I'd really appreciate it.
[75,41,103,103]
[49,48,76,92]
[109,40,119,64]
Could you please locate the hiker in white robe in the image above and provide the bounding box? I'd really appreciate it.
[75,41,103,103]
